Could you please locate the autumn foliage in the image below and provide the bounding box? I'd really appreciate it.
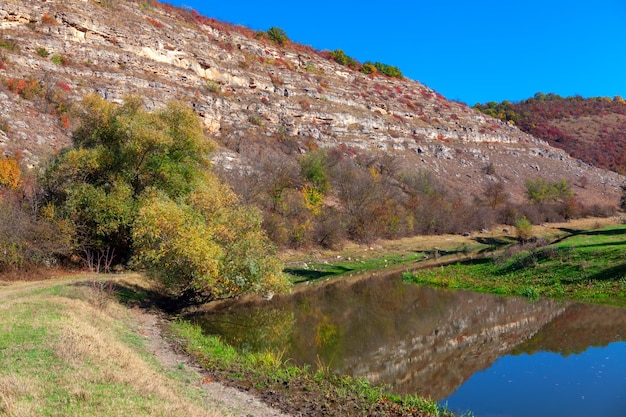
[218,144,600,251]
[0,157,21,189]
[474,93,626,174]
[40,95,289,299]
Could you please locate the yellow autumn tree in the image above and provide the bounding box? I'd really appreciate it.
[44,95,290,299]
[0,157,21,189]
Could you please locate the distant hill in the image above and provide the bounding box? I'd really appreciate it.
[474,93,626,174]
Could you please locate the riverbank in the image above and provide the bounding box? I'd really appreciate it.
[282,217,619,266]
[0,272,457,417]
[0,274,288,417]
[284,217,626,306]
[403,222,626,307]
[2,217,622,416]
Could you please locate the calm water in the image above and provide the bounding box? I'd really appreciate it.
[192,272,626,416]
[442,342,626,417]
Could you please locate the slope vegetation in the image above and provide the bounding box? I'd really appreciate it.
[474,93,626,174]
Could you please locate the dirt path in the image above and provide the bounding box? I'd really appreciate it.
[131,307,291,417]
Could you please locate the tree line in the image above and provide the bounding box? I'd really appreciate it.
[474,93,626,174]
[0,96,616,295]
[218,147,612,250]
[0,96,289,301]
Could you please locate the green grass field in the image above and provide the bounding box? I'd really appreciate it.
[403,225,626,306]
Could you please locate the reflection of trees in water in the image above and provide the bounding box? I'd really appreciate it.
[193,273,625,400]
[311,277,567,400]
[192,307,295,354]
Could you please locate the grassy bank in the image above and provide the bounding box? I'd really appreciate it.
[170,320,459,417]
[0,274,220,417]
[0,273,460,417]
[403,224,626,306]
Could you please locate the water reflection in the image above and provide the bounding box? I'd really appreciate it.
[191,272,626,403]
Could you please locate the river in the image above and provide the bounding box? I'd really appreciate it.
[190,271,626,416]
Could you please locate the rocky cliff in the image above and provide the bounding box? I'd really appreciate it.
[0,0,623,204]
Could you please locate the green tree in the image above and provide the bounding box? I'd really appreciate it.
[358,62,377,75]
[372,62,403,79]
[299,151,329,195]
[43,95,289,299]
[266,27,288,46]
[515,216,533,243]
[329,50,358,69]
[525,177,572,204]
[42,95,208,264]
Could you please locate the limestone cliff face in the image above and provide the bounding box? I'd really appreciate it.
[0,0,623,203]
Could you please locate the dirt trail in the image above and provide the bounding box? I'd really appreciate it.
[134,309,291,417]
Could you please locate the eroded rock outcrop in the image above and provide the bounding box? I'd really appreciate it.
[0,0,622,203]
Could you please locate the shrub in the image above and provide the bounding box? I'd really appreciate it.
[205,80,221,94]
[372,62,403,79]
[515,217,533,242]
[525,177,572,204]
[0,157,21,189]
[0,37,19,52]
[267,27,288,46]
[300,151,329,194]
[249,114,264,126]
[36,47,50,58]
[41,13,56,25]
[359,62,377,75]
[5,78,42,99]
[146,16,163,28]
[0,198,71,272]
[329,49,358,69]
[298,99,311,110]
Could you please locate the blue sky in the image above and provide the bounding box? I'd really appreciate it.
[166,1,626,105]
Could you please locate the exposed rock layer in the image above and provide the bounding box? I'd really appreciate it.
[0,0,622,204]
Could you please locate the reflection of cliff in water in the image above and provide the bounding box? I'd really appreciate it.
[513,302,626,357]
[192,273,567,400]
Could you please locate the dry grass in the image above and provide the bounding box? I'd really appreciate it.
[0,273,223,417]
[281,216,621,265]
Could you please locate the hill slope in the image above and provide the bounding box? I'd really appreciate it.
[474,93,626,174]
[0,0,623,229]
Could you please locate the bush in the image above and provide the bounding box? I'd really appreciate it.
[359,62,377,75]
[525,177,572,204]
[0,157,21,189]
[515,217,533,242]
[329,49,358,69]
[0,37,19,52]
[36,47,50,58]
[5,78,42,99]
[43,95,289,299]
[299,151,329,194]
[0,195,71,272]
[267,27,288,46]
[372,62,403,79]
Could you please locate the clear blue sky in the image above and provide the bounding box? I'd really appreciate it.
[167,0,626,105]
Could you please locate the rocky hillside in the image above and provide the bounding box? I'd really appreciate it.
[0,0,623,207]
